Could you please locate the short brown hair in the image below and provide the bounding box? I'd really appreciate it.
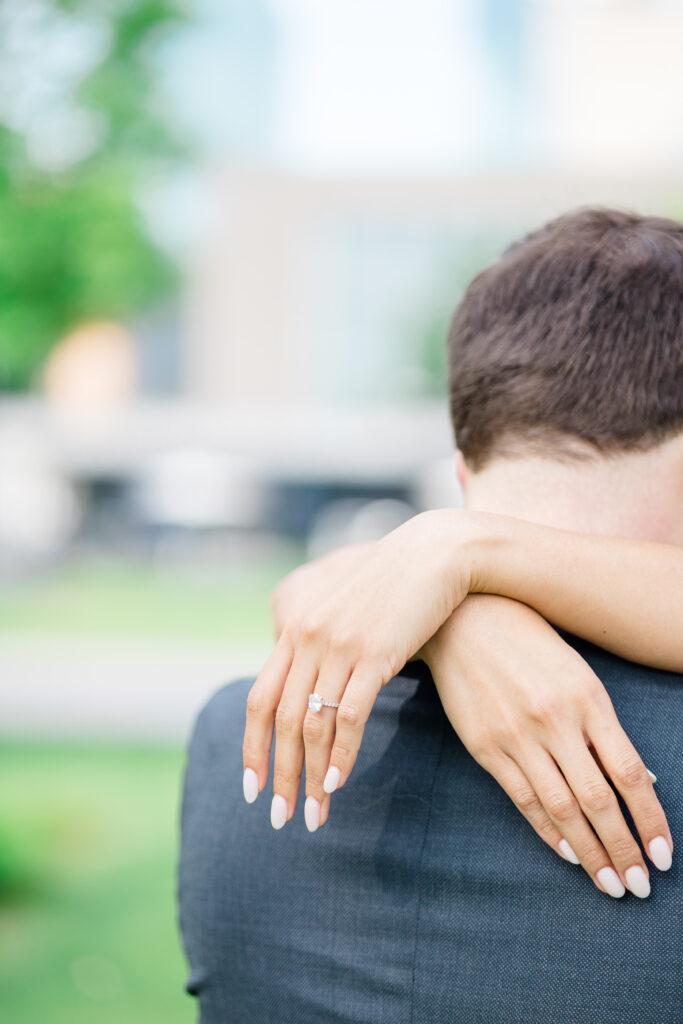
[447,208,683,469]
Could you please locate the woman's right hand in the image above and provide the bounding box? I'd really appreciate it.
[421,595,674,898]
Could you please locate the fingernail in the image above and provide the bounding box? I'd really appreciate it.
[304,796,320,833]
[647,768,657,783]
[596,866,626,898]
[624,865,650,899]
[558,839,580,864]
[242,768,259,804]
[323,766,340,794]
[649,835,672,871]
[270,794,288,830]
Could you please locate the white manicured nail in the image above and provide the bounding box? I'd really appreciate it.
[625,866,650,899]
[649,836,672,871]
[323,766,340,794]
[304,796,320,833]
[647,768,657,783]
[558,839,580,865]
[242,768,259,804]
[270,794,287,830]
[596,867,625,898]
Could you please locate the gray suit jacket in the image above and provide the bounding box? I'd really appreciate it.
[178,637,682,1023]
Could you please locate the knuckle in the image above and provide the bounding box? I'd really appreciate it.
[637,807,667,834]
[328,627,354,655]
[467,729,495,762]
[272,767,295,789]
[567,664,599,695]
[279,622,297,649]
[274,704,298,734]
[337,703,361,730]
[537,817,558,842]
[581,672,607,704]
[472,749,495,771]
[300,610,326,644]
[377,653,400,684]
[613,755,647,789]
[606,835,640,863]
[242,739,262,763]
[360,648,395,685]
[581,780,615,813]
[527,696,555,724]
[585,690,618,728]
[580,847,608,873]
[302,715,326,743]
[494,720,524,750]
[546,790,577,822]
[305,769,324,790]
[513,785,541,814]
[331,740,354,763]
[246,688,270,719]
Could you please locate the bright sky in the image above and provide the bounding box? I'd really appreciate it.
[169,0,512,173]
[5,0,680,253]
[4,0,681,177]
[267,0,487,172]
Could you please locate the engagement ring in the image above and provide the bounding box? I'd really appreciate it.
[308,693,340,713]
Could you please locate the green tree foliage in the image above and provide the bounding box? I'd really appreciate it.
[0,1,190,391]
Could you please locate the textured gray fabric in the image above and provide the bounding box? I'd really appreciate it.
[178,637,682,1023]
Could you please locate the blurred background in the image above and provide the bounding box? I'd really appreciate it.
[1,0,682,1020]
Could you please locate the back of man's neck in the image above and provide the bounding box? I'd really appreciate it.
[463,438,683,546]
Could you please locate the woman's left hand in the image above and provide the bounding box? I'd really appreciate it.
[242,511,473,831]
[423,594,673,897]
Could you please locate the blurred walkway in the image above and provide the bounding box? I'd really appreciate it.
[0,634,269,742]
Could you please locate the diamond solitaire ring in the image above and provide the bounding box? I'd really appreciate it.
[308,692,341,713]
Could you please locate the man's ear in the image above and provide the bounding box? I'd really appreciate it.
[456,449,468,489]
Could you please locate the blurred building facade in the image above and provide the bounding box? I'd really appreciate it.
[3,0,683,564]
[184,170,683,407]
[179,0,683,406]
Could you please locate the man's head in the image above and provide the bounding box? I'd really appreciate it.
[447,208,683,540]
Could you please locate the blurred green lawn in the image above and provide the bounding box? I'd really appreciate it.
[0,550,303,1023]
[0,550,302,639]
[0,743,192,1024]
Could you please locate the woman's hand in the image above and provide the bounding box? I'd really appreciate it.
[270,542,371,641]
[242,511,475,831]
[422,594,674,898]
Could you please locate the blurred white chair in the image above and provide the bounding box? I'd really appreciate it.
[132,447,267,530]
[0,428,81,569]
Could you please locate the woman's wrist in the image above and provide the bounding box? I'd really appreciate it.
[443,509,565,603]
[421,592,504,675]
[435,508,511,601]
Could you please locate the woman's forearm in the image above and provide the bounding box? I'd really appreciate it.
[456,511,683,671]
[269,509,683,673]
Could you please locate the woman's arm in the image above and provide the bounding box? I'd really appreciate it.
[271,513,683,670]
[264,548,675,892]
[458,511,683,672]
[265,548,674,895]
[242,509,682,840]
